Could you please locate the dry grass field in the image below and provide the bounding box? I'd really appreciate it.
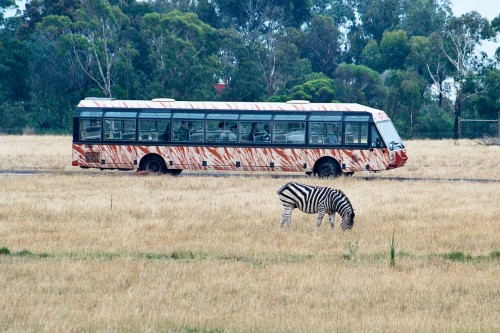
[0,135,499,332]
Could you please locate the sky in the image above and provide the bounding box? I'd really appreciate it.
[452,0,499,20]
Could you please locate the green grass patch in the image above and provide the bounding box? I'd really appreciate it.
[442,251,472,262]
[0,246,11,255]
[489,250,500,259]
[2,246,499,266]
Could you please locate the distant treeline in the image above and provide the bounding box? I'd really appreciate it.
[0,0,498,138]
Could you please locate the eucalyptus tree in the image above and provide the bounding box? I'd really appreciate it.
[359,39,382,72]
[303,15,342,77]
[35,0,132,100]
[17,0,81,40]
[0,0,15,22]
[383,69,427,134]
[461,69,500,121]
[333,63,385,108]
[214,0,312,31]
[440,12,495,139]
[400,0,451,37]
[408,34,448,106]
[379,29,410,71]
[312,0,356,28]
[141,10,220,99]
[288,74,335,103]
[356,0,401,43]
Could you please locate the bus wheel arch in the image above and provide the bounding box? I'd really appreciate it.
[313,157,341,178]
[139,154,167,174]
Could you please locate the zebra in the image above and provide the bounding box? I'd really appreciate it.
[277,182,355,231]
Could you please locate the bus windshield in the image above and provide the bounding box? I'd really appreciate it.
[376,120,405,151]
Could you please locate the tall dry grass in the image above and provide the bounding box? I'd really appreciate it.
[0,135,499,332]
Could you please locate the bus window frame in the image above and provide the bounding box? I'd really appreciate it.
[103,117,137,141]
[342,114,372,147]
[73,108,376,149]
[272,120,306,145]
[79,117,103,141]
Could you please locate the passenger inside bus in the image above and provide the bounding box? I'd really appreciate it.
[161,122,170,141]
[229,125,237,141]
[178,121,189,141]
[263,124,271,141]
[250,123,260,139]
[328,124,341,144]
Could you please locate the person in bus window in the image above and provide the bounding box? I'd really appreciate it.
[263,124,271,141]
[328,124,341,144]
[250,122,261,141]
[163,123,170,141]
[178,121,189,141]
[250,122,260,136]
[229,125,237,141]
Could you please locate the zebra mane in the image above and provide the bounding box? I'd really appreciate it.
[333,189,355,218]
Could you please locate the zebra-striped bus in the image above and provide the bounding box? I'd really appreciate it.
[72,98,407,177]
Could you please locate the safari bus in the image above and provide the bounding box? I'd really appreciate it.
[71,98,407,177]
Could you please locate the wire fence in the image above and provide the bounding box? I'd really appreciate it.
[460,119,499,139]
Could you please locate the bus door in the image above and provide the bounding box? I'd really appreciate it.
[100,114,138,170]
[76,116,104,169]
[368,124,386,171]
[204,117,239,169]
[237,116,274,170]
[344,116,371,170]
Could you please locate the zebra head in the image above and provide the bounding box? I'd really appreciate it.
[340,210,355,231]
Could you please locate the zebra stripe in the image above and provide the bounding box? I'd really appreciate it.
[277,182,355,231]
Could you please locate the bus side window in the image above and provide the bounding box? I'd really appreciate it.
[240,122,271,143]
[172,120,204,142]
[104,119,136,140]
[80,118,101,140]
[308,122,325,144]
[139,119,169,142]
[371,125,385,148]
[344,123,368,144]
[274,122,305,144]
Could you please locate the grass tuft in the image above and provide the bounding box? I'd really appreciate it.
[442,251,472,262]
[343,240,359,261]
[389,229,397,268]
[489,250,500,259]
[17,250,33,256]
[0,246,11,255]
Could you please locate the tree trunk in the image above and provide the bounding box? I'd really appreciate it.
[453,97,461,140]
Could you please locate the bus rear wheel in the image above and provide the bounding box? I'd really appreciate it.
[315,159,341,178]
[140,155,167,174]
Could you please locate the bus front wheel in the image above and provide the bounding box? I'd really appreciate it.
[315,159,341,178]
[140,155,167,174]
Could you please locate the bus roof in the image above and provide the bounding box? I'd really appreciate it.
[77,99,390,122]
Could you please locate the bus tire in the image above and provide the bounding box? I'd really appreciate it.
[315,158,341,178]
[140,155,167,174]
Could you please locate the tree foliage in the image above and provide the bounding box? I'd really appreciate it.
[0,0,497,138]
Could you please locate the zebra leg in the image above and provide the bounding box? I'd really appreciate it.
[280,205,293,229]
[328,213,335,229]
[316,205,326,230]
